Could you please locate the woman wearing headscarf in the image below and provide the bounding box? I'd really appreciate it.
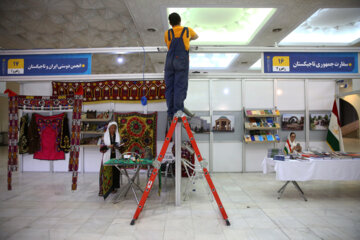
[99,122,121,199]
[284,132,302,155]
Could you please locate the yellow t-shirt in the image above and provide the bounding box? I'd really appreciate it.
[164,26,197,51]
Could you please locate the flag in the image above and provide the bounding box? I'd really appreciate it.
[327,100,343,151]
[283,135,292,155]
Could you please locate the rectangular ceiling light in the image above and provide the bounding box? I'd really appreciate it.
[190,53,238,69]
[167,8,276,45]
[280,8,360,46]
[249,58,261,70]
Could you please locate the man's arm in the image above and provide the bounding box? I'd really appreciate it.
[190,34,199,41]
[189,27,198,41]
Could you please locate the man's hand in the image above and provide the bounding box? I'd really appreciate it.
[190,34,199,41]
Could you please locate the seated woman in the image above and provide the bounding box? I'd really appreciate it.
[284,132,302,155]
[99,122,122,199]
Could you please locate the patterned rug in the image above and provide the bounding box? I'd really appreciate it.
[52,80,166,103]
[115,112,157,158]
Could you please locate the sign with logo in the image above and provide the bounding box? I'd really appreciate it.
[1,54,92,76]
[264,52,358,73]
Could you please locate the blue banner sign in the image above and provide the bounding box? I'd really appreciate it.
[1,54,92,76]
[264,52,358,73]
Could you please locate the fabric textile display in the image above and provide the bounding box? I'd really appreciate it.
[52,80,166,103]
[68,96,83,191]
[115,112,157,158]
[60,113,71,153]
[8,96,18,190]
[27,113,41,154]
[7,95,82,190]
[18,114,29,154]
[33,113,65,160]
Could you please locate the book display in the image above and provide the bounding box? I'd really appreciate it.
[80,111,113,146]
[244,108,280,143]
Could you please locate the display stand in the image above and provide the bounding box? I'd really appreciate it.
[244,108,281,143]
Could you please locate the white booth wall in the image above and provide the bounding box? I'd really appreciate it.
[19,79,335,173]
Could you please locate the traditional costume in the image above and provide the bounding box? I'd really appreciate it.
[99,122,121,199]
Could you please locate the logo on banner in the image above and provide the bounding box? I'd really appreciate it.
[8,59,24,74]
[272,56,289,72]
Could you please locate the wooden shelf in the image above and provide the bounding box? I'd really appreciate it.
[245,114,280,118]
[81,131,104,134]
[245,141,280,144]
[81,118,111,122]
[245,127,280,130]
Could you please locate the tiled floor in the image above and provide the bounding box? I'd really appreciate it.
[0,146,360,240]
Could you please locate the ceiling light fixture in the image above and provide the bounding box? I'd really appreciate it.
[167,7,276,45]
[189,53,238,69]
[117,57,124,64]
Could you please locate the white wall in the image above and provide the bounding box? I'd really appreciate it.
[19,79,337,173]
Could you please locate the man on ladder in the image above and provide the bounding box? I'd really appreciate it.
[164,12,198,120]
[129,13,230,226]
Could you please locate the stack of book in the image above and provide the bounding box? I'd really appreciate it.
[244,134,280,143]
[246,109,280,116]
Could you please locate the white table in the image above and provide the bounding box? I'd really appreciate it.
[262,157,360,201]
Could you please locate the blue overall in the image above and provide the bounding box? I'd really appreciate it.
[164,27,189,118]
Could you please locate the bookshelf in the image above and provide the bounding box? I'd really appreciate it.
[244,108,281,143]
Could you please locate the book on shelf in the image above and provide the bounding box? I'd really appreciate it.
[246,110,252,116]
[260,110,265,115]
[257,135,264,141]
[274,134,280,142]
[266,135,275,141]
[245,135,251,142]
[250,135,256,141]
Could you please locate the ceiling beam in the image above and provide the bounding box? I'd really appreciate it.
[1,46,360,55]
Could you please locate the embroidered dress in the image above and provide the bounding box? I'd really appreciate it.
[33,113,65,160]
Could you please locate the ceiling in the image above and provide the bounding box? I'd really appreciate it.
[0,0,359,74]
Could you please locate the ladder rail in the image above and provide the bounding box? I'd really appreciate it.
[131,115,230,226]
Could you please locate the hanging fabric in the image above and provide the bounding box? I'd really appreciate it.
[18,114,29,154]
[59,113,71,153]
[33,113,65,160]
[27,113,41,154]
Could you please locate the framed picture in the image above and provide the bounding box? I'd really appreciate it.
[281,113,304,131]
[212,115,235,132]
[310,113,331,130]
[188,116,211,133]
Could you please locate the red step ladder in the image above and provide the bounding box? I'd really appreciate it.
[130,114,230,226]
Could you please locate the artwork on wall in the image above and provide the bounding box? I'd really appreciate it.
[188,116,211,133]
[281,113,304,131]
[212,115,235,132]
[310,113,331,130]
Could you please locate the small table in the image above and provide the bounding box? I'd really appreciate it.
[262,157,360,201]
[104,158,159,204]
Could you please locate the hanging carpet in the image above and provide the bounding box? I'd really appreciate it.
[115,112,157,158]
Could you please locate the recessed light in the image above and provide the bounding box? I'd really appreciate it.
[241,61,248,64]
[272,28,282,32]
[147,28,157,32]
[117,57,124,64]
